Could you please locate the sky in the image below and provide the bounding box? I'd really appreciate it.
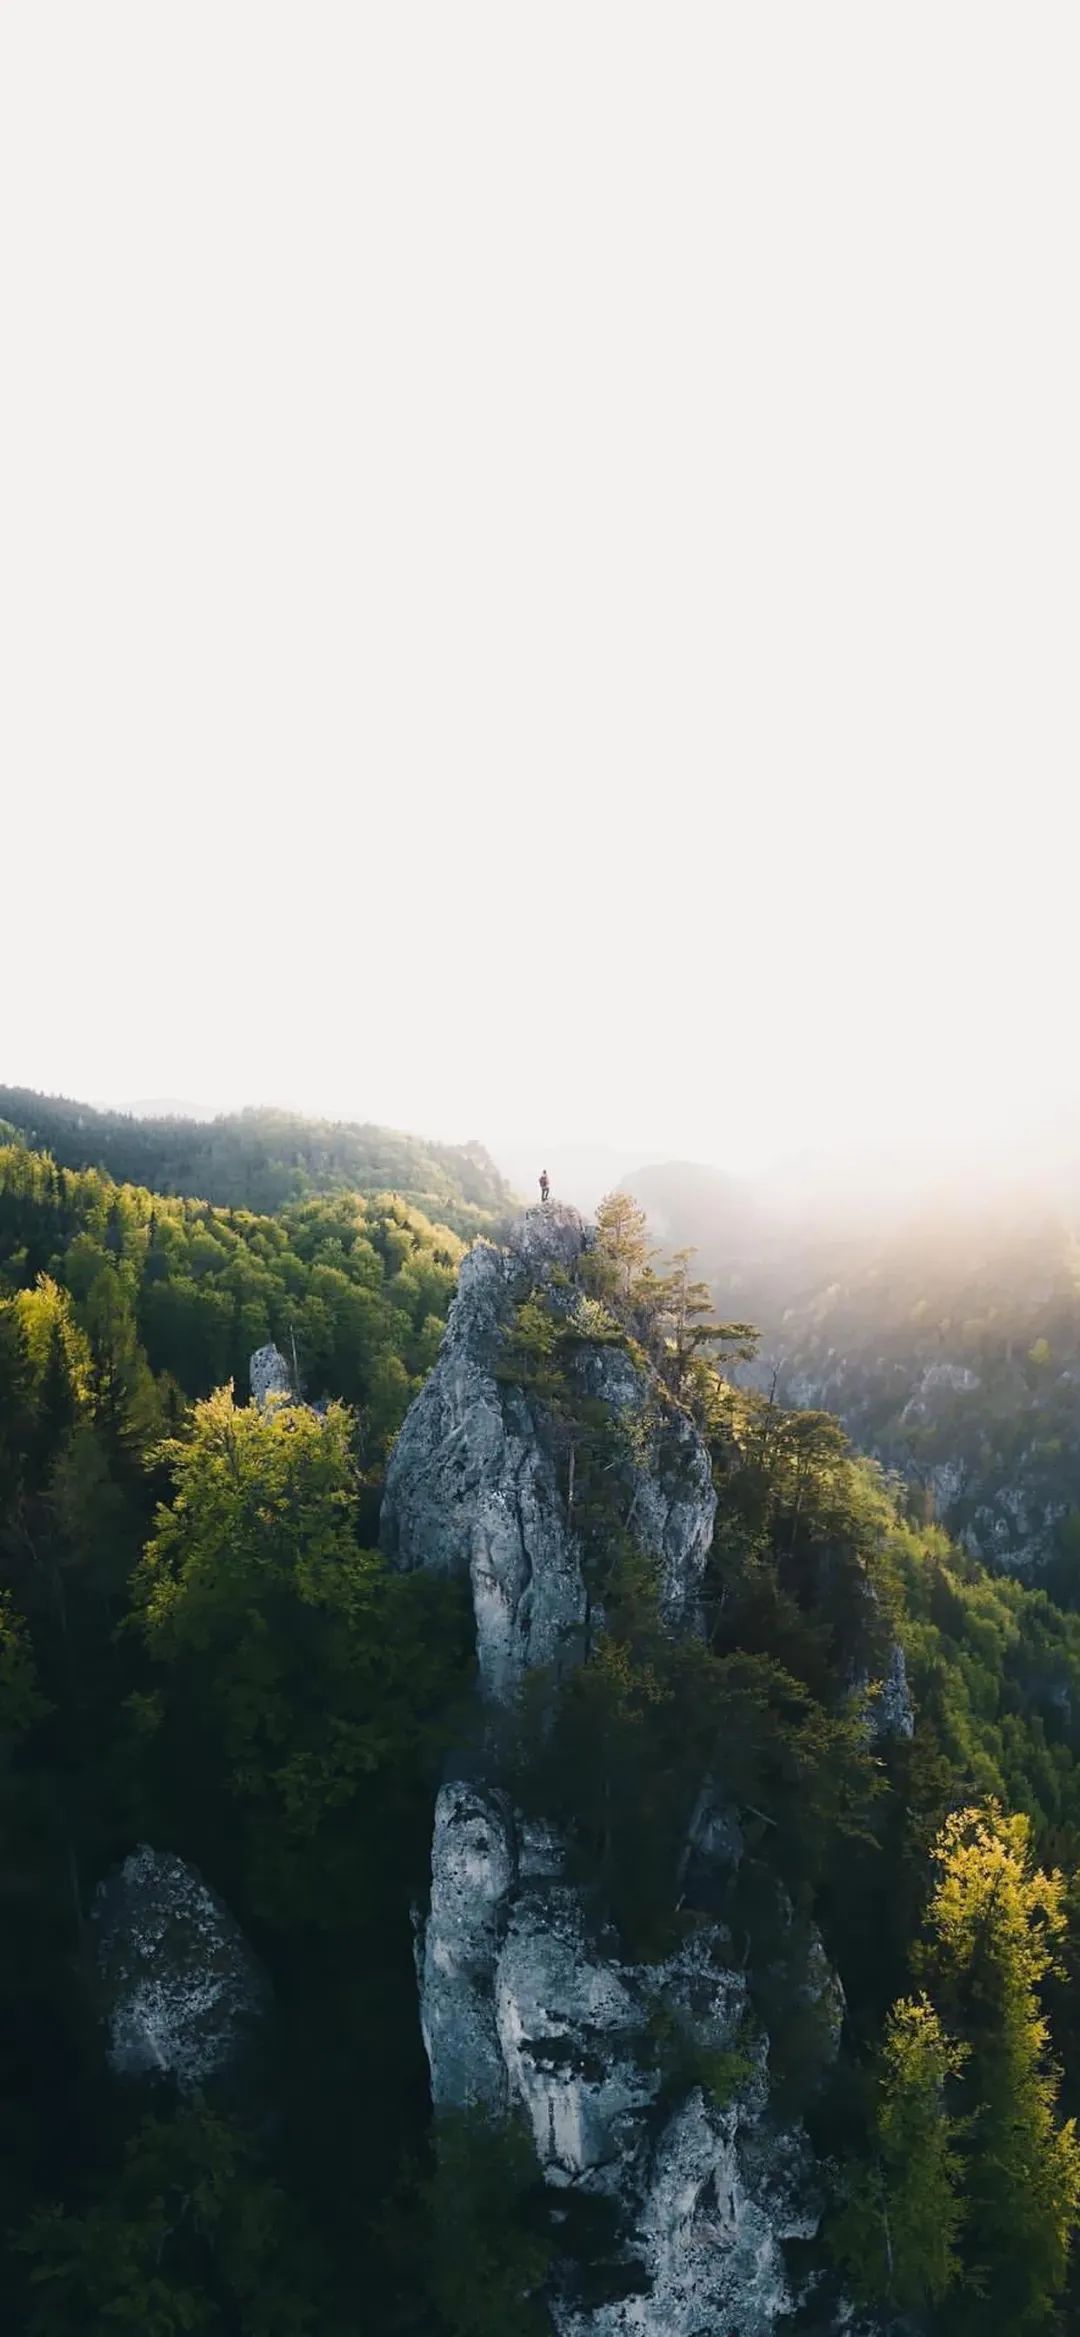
[2,4,1078,1184]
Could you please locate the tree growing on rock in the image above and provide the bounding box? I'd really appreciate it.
[587,1191,654,1309]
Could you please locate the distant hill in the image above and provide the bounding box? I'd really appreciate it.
[110,1096,217,1122]
[625,1156,1080,1586]
[624,1159,762,1254]
[0,1087,517,1237]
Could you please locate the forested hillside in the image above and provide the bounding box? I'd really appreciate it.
[0,1135,473,2331]
[3,1146,1080,2331]
[0,1088,516,1237]
[627,1164,1080,1592]
[750,1192,1080,1595]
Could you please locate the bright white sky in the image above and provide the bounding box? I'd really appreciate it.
[1,4,1077,1182]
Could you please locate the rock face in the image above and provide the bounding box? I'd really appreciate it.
[387,1207,834,2334]
[382,1204,716,1702]
[422,1779,818,2337]
[874,1640,915,1740]
[93,1846,268,2090]
[851,1629,916,1745]
[250,1341,292,1409]
[900,1360,981,1421]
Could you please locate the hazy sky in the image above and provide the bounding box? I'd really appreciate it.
[2,5,1077,1178]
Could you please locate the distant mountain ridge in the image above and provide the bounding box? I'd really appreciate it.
[0,1087,517,1238]
[624,1158,763,1250]
[622,1155,1080,1589]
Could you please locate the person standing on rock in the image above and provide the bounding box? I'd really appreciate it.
[539,1169,550,1204]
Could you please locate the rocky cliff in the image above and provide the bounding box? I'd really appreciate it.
[382,1204,716,1702]
[383,1205,835,2334]
[421,1778,821,2337]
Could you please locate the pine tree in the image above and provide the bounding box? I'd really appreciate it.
[647,1248,758,1400]
[589,1191,654,1310]
[915,1803,1080,2332]
[832,1993,967,2311]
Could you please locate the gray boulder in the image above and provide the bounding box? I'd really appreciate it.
[94,1846,268,2090]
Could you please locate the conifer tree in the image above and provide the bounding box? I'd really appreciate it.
[916,1802,1080,2333]
[589,1190,654,1309]
[833,1992,967,2311]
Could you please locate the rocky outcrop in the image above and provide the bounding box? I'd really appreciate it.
[850,1630,916,1746]
[422,1779,820,2337]
[250,1341,293,1409]
[385,1207,842,2332]
[381,1204,716,1702]
[93,1846,268,2090]
[420,1779,517,2111]
[900,1360,981,1423]
[873,1640,915,1740]
[962,1486,1069,1575]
